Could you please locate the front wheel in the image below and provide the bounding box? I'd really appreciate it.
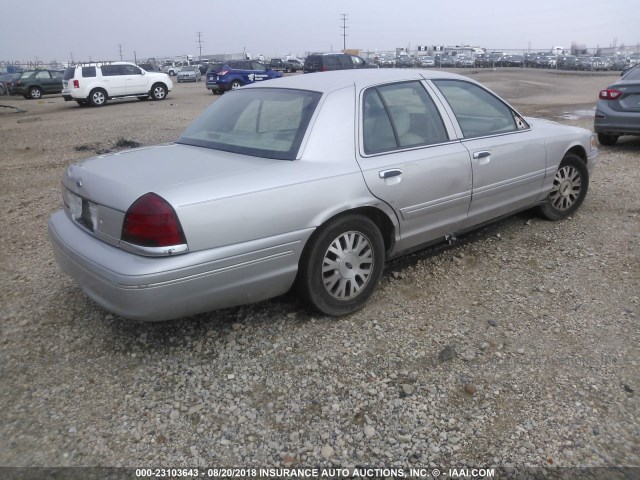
[150,84,167,100]
[538,153,589,221]
[297,215,385,316]
[597,133,618,146]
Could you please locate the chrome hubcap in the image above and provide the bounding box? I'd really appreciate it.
[32,89,41,98]
[322,231,374,300]
[549,165,581,211]
[154,87,165,99]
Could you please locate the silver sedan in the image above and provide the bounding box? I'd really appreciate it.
[176,66,202,82]
[49,69,598,321]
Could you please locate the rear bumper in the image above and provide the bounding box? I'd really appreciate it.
[206,82,227,92]
[594,106,640,135]
[48,210,309,321]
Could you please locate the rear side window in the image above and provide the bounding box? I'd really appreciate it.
[101,65,122,76]
[64,67,76,80]
[363,81,449,154]
[337,55,353,69]
[82,66,96,78]
[324,56,339,69]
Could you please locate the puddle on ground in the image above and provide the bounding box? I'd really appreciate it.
[559,108,596,120]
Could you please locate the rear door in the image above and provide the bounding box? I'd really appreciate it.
[356,80,472,251]
[99,65,126,96]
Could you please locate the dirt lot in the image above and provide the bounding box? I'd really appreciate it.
[0,69,638,473]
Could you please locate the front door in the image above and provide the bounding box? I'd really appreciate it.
[432,79,546,224]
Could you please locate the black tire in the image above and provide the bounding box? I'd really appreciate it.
[597,133,618,146]
[150,83,167,101]
[29,87,43,99]
[0,83,6,95]
[88,88,107,107]
[538,153,589,221]
[230,80,242,90]
[297,214,385,316]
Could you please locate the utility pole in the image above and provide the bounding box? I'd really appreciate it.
[196,32,204,60]
[340,13,348,52]
[118,44,123,61]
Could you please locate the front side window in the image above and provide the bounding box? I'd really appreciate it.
[178,88,321,160]
[362,81,449,154]
[433,79,526,138]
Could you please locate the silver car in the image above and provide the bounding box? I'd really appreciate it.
[49,69,598,321]
[176,66,202,83]
[594,65,640,145]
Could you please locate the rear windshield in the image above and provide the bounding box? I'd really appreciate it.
[177,88,321,160]
[623,66,640,80]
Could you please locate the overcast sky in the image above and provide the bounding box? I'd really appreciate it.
[2,0,639,63]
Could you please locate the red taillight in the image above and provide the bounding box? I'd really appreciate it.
[73,79,79,88]
[599,88,622,100]
[122,193,186,248]
[217,70,229,76]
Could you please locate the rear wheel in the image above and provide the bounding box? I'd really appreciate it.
[297,215,385,316]
[597,133,618,146]
[230,80,242,90]
[29,87,43,99]
[538,153,589,221]
[151,83,167,100]
[88,88,107,107]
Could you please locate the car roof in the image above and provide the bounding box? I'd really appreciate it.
[243,68,466,94]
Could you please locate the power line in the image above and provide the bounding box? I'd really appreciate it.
[340,14,348,52]
[196,32,204,60]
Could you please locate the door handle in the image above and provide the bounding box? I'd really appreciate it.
[473,151,491,159]
[379,169,403,179]
[473,151,491,165]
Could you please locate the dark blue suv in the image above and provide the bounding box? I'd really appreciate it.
[206,60,282,94]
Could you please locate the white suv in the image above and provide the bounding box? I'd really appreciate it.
[62,62,173,107]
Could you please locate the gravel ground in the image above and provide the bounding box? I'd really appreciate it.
[0,69,638,473]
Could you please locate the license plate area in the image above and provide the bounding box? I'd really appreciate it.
[65,189,98,231]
